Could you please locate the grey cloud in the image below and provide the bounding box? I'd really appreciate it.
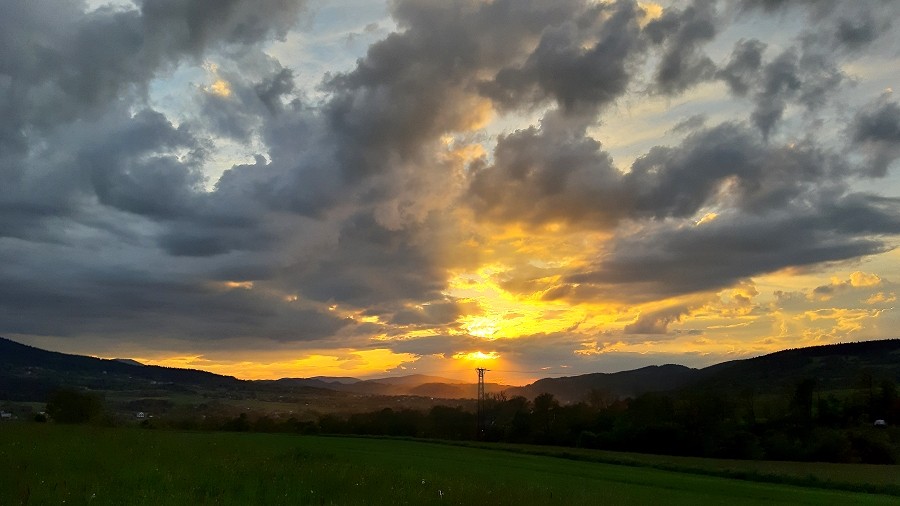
[716,39,766,96]
[852,95,900,177]
[644,0,718,95]
[84,109,206,219]
[0,239,350,342]
[2,0,900,358]
[628,123,848,216]
[255,68,296,115]
[284,213,447,308]
[834,12,879,51]
[0,0,306,135]
[468,113,624,227]
[321,0,631,183]
[568,194,900,301]
[740,1,895,53]
[481,0,644,113]
[670,114,708,133]
[468,119,847,229]
[389,300,481,327]
[140,0,307,54]
[738,0,836,17]
[749,49,799,137]
[624,306,691,335]
[749,46,843,137]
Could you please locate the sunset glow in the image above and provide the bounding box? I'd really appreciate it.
[4,0,900,385]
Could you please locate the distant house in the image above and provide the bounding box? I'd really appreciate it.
[135,412,147,419]
[0,411,12,420]
[874,419,887,427]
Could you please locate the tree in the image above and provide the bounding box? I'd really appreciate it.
[45,389,104,424]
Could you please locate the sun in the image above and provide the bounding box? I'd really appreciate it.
[463,316,499,339]
[453,351,500,362]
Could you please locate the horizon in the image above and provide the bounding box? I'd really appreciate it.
[8,334,897,387]
[3,0,900,387]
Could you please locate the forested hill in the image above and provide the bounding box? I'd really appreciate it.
[3,336,900,403]
[691,339,900,393]
[500,340,900,404]
[505,364,699,404]
[0,336,244,400]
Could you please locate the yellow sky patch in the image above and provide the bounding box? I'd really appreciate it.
[203,62,232,97]
[638,2,663,28]
[134,348,418,380]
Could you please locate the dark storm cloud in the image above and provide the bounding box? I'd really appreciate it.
[255,68,296,115]
[725,2,900,137]
[739,0,895,53]
[469,111,894,301]
[670,114,708,133]
[388,300,481,327]
[0,0,338,344]
[2,0,899,354]
[716,39,766,96]
[322,0,642,184]
[626,122,845,216]
[644,0,718,95]
[469,120,844,229]
[285,213,447,308]
[481,0,644,113]
[749,46,844,138]
[624,305,692,335]
[140,0,305,52]
[0,0,309,238]
[0,0,306,132]
[83,109,206,219]
[0,238,350,341]
[468,112,625,227]
[852,95,900,177]
[834,12,880,51]
[567,194,900,301]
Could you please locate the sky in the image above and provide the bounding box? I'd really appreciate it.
[2,0,900,385]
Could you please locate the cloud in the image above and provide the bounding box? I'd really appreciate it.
[716,39,766,96]
[852,94,900,177]
[1,0,899,372]
[567,193,899,302]
[624,305,692,335]
[810,272,882,301]
[481,0,644,113]
[643,0,718,95]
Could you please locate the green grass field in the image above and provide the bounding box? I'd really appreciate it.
[2,424,898,505]
[458,440,900,491]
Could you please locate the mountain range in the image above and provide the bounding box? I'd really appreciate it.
[2,336,900,404]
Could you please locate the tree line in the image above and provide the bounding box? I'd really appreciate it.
[41,375,900,464]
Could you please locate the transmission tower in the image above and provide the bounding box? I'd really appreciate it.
[476,367,488,439]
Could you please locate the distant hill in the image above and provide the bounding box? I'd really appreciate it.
[113,358,145,367]
[366,374,464,386]
[262,374,510,398]
[3,336,899,405]
[504,364,698,404]
[691,339,900,394]
[308,376,361,384]
[506,340,900,404]
[0,336,250,401]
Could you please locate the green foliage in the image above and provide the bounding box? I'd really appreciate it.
[2,424,899,505]
[45,389,104,424]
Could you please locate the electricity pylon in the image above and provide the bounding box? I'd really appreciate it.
[476,367,488,439]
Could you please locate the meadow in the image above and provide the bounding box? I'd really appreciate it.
[2,424,900,505]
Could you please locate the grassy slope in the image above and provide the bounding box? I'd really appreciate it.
[2,425,899,505]
[449,440,900,492]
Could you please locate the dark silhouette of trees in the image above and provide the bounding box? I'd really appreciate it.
[45,389,104,423]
